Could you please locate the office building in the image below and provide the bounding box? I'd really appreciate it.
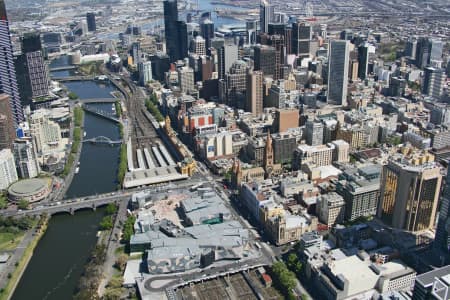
[327,40,350,106]
[29,110,62,154]
[176,21,188,60]
[273,108,299,133]
[246,70,263,116]
[305,120,324,146]
[340,29,353,41]
[434,168,450,261]
[200,19,214,52]
[191,35,206,56]
[219,60,247,106]
[416,37,432,69]
[0,94,15,150]
[138,61,152,86]
[430,38,443,66]
[292,22,311,57]
[13,138,39,179]
[86,12,96,32]
[164,0,178,61]
[389,76,407,97]
[330,140,349,163]
[218,41,238,79]
[260,0,274,33]
[336,164,381,221]
[378,148,442,232]
[423,67,446,100]
[316,254,416,300]
[272,132,297,165]
[317,192,346,227]
[150,53,170,82]
[405,38,417,59]
[412,265,450,300]
[0,148,17,190]
[16,32,50,105]
[0,0,24,125]
[294,144,333,169]
[254,45,276,77]
[178,66,195,94]
[42,32,62,53]
[357,43,369,80]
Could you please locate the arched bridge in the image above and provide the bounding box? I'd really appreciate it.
[82,104,120,123]
[83,136,122,145]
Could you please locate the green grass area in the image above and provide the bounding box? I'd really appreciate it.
[117,144,127,188]
[0,218,48,300]
[115,101,122,117]
[73,107,83,127]
[0,232,25,251]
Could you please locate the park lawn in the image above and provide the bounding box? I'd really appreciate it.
[0,232,25,251]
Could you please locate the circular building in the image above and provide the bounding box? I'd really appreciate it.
[8,178,52,203]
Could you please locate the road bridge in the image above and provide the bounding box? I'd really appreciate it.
[83,136,122,145]
[77,98,118,104]
[82,104,120,122]
[51,75,95,81]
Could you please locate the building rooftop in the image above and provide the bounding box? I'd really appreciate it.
[415,265,450,288]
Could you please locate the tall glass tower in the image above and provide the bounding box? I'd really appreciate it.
[164,0,180,62]
[0,0,23,126]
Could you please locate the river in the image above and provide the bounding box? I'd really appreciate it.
[11,56,121,300]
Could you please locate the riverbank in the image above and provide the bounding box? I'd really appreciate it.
[0,216,48,300]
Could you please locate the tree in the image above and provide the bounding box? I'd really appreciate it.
[115,254,128,272]
[286,253,303,276]
[0,196,7,209]
[100,216,113,230]
[68,92,79,100]
[122,215,136,243]
[18,199,29,210]
[105,203,118,215]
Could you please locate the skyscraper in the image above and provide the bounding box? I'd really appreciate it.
[200,19,214,53]
[178,66,195,94]
[138,61,152,86]
[0,94,15,150]
[218,41,238,79]
[430,38,443,66]
[12,138,39,179]
[86,12,96,32]
[254,45,276,78]
[378,149,442,232]
[0,0,24,126]
[416,37,430,69]
[434,168,450,260]
[246,69,263,116]
[357,43,369,80]
[423,67,446,100]
[164,0,180,62]
[259,0,274,33]
[327,40,350,106]
[292,22,311,57]
[176,20,188,60]
[305,120,324,146]
[0,148,17,190]
[16,32,50,106]
[191,35,206,56]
